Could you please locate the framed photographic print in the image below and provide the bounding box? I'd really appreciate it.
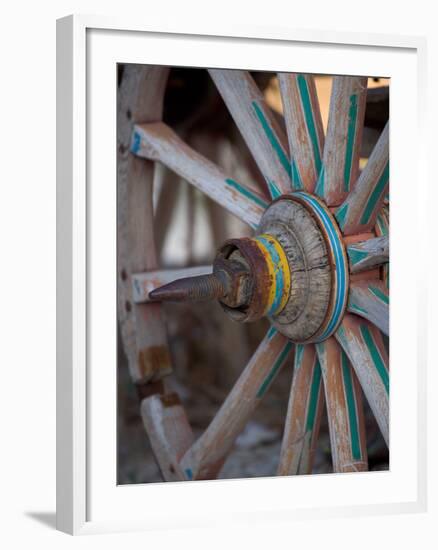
[57,15,427,535]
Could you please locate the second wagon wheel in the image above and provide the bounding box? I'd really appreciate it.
[118,65,389,480]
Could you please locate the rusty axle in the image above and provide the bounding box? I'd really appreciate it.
[149,273,227,302]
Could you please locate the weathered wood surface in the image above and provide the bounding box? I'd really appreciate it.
[336,314,389,445]
[278,74,324,192]
[141,393,194,481]
[179,328,293,480]
[348,280,389,336]
[209,69,292,198]
[153,165,182,253]
[118,65,173,383]
[277,344,324,475]
[335,122,389,235]
[316,77,368,206]
[316,338,368,473]
[375,205,390,289]
[132,122,268,229]
[346,235,389,273]
[258,197,332,342]
[132,266,213,303]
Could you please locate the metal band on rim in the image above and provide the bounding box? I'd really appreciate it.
[292,191,349,341]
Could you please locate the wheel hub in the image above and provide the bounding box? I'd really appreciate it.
[150,191,349,344]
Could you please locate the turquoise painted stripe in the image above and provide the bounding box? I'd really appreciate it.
[343,94,358,192]
[314,165,325,197]
[185,468,193,480]
[376,212,389,236]
[268,180,281,199]
[295,192,348,341]
[347,247,368,266]
[291,160,303,190]
[359,324,389,394]
[349,302,368,316]
[306,359,322,431]
[256,235,285,315]
[341,351,362,460]
[252,101,292,182]
[360,162,389,224]
[267,326,277,339]
[369,285,389,305]
[130,130,141,154]
[225,178,269,209]
[256,342,293,398]
[297,75,322,175]
[335,202,349,230]
[294,344,305,369]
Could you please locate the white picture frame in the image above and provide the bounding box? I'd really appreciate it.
[56,14,428,535]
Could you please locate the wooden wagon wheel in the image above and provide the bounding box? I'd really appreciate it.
[118,65,389,480]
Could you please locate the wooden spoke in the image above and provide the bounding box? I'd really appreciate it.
[141,393,194,481]
[375,205,390,289]
[278,74,324,192]
[316,338,368,473]
[346,235,389,273]
[179,327,293,480]
[315,77,368,206]
[131,122,268,229]
[348,280,389,336]
[132,266,213,303]
[118,65,172,383]
[209,69,292,197]
[335,122,389,235]
[335,314,389,445]
[277,344,324,476]
[375,205,389,238]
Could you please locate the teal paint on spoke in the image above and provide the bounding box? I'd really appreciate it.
[359,324,389,394]
[335,202,349,230]
[360,162,390,224]
[267,325,277,339]
[347,247,369,266]
[376,213,388,236]
[268,180,282,199]
[344,94,358,192]
[336,324,347,344]
[130,131,141,155]
[185,468,193,480]
[369,285,389,305]
[341,351,362,460]
[349,302,368,316]
[291,160,304,190]
[225,178,269,209]
[297,75,322,174]
[252,101,292,181]
[294,344,305,369]
[315,165,325,197]
[256,342,293,398]
[305,360,322,431]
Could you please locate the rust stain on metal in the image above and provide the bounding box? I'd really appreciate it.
[216,238,271,322]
